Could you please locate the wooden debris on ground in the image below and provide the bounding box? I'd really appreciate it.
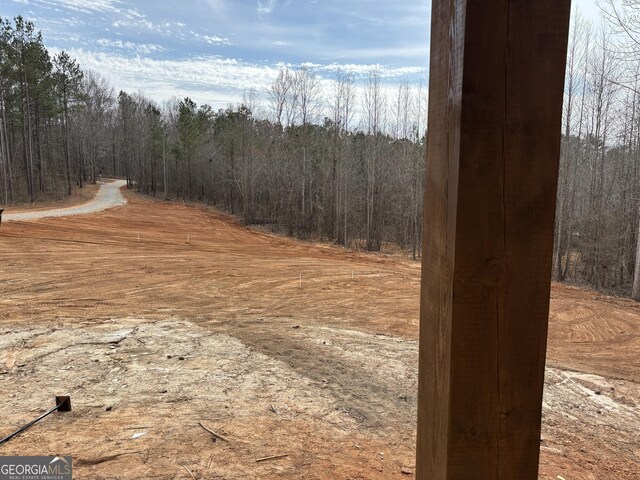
[256,454,289,463]
[180,464,196,479]
[198,421,229,443]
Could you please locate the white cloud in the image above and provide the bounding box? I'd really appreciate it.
[96,38,166,54]
[257,0,278,17]
[320,63,425,78]
[50,46,427,117]
[21,0,429,120]
[201,34,231,46]
[112,17,156,30]
[52,48,281,109]
[188,31,232,46]
[204,0,226,13]
[126,8,143,18]
[36,0,126,15]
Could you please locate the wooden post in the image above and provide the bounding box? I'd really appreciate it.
[416,1,571,479]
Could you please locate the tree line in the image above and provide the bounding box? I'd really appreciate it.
[0,16,83,203]
[553,4,640,298]
[6,10,640,297]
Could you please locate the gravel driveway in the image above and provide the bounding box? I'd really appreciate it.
[3,180,127,222]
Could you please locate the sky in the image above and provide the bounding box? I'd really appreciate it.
[1,0,604,112]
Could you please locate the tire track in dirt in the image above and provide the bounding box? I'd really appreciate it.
[223,319,418,437]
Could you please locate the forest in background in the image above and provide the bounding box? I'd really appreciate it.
[0,15,427,258]
[3,4,640,297]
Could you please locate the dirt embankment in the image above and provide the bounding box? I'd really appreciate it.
[0,190,637,479]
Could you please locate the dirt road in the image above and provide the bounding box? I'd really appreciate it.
[0,190,637,479]
[3,180,126,222]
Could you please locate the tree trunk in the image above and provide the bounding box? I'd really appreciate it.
[632,202,640,300]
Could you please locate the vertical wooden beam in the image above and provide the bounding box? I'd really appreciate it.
[416,1,571,479]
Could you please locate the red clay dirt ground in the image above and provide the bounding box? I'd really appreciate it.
[0,188,638,479]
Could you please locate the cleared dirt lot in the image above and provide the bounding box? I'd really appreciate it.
[0,188,638,479]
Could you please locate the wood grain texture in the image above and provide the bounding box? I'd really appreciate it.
[416,1,571,478]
